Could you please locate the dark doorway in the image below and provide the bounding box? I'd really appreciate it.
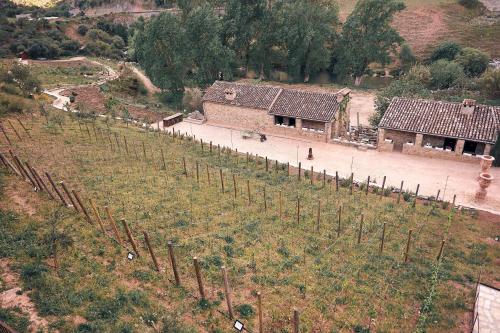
[443,138,457,151]
[463,141,479,155]
[288,118,296,127]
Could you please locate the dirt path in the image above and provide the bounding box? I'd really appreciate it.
[0,259,49,332]
[125,63,161,96]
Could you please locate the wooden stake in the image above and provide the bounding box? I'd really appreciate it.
[452,194,456,209]
[337,205,342,237]
[183,157,187,177]
[263,186,267,212]
[293,308,299,333]
[89,199,105,233]
[142,141,147,161]
[279,190,283,222]
[397,180,404,203]
[16,117,31,139]
[316,200,321,232]
[0,122,12,145]
[265,156,268,172]
[298,162,301,180]
[436,189,441,201]
[287,162,290,177]
[7,120,22,141]
[105,206,123,245]
[350,172,354,195]
[144,232,160,272]
[233,174,237,198]
[335,171,339,192]
[296,197,300,224]
[380,175,386,197]
[160,148,166,170]
[193,257,206,300]
[247,179,251,204]
[206,165,211,185]
[168,241,181,285]
[0,152,21,176]
[436,239,446,261]
[25,163,43,192]
[380,222,386,253]
[357,214,364,244]
[46,172,67,205]
[219,168,224,192]
[124,136,129,156]
[323,170,326,188]
[366,175,370,195]
[311,166,314,185]
[72,190,93,224]
[122,219,140,256]
[221,266,234,319]
[404,229,413,263]
[60,181,78,211]
[257,292,263,333]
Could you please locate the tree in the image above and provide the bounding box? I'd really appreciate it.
[371,78,430,126]
[407,64,431,86]
[479,69,500,98]
[430,59,465,89]
[456,47,489,77]
[278,0,339,82]
[222,0,267,73]
[458,0,480,9]
[334,0,405,85]
[399,43,416,71]
[429,41,462,62]
[134,12,188,92]
[184,4,234,86]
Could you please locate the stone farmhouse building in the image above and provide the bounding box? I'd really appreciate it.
[378,97,500,162]
[202,81,351,142]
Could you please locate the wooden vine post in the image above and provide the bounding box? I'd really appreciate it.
[221,266,234,319]
[296,197,300,224]
[298,162,301,180]
[122,219,140,257]
[337,205,342,237]
[232,174,237,199]
[279,190,283,222]
[293,308,300,333]
[323,170,326,188]
[196,161,200,183]
[366,175,370,195]
[316,200,321,232]
[46,173,67,206]
[168,241,181,285]
[357,214,364,244]
[160,148,166,170]
[335,171,339,192]
[380,222,387,253]
[404,229,413,263]
[105,206,123,245]
[436,239,446,261]
[89,199,106,233]
[73,190,93,224]
[257,292,263,333]
[60,181,78,211]
[193,257,206,300]
[247,179,251,204]
[397,180,404,203]
[219,169,224,193]
[380,176,386,198]
[311,166,314,185]
[144,232,160,272]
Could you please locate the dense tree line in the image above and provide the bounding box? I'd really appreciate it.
[132,0,407,92]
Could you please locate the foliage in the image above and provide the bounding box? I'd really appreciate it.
[407,64,431,86]
[399,43,416,71]
[429,41,462,62]
[458,0,480,9]
[0,308,30,333]
[479,69,500,98]
[77,25,88,36]
[456,47,489,77]
[371,77,430,125]
[334,0,405,84]
[182,88,203,112]
[1,63,40,96]
[430,59,465,89]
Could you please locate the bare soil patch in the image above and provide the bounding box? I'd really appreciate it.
[0,259,49,332]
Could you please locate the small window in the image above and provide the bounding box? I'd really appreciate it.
[288,118,296,127]
[275,116,284,125]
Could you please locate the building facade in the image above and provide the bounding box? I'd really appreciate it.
[202,81,350,142]
[378,97,500,162]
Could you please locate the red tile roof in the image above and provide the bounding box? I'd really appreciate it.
[379,97,500,144]
[203,81,342,122]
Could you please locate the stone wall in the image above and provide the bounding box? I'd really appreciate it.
[383,129,416,152]
[203,101,332,142]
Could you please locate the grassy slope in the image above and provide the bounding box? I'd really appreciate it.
[0,110,498,332]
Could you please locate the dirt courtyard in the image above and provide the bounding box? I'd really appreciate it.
[161,121,500,214]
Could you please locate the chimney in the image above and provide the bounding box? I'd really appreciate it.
[224,88,236,101]
[461,99,476,116]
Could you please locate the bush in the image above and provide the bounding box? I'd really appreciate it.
[77,25,88,36]
[399,43,416,71]
[407,64,431,86]
[458,0,480,9]
[479,69,500,98]
[430,59,465,89]
[429,41,462,62]
[456,47,489,77]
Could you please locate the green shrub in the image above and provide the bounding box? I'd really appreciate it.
[77,25,88,36]
[456,47,489,77]
[235,303,255,318]
[479,69,500,98]
[407,64,431,86]
[458,0,480,9]
[429,41,462,62]
[399,43,416,70]
[430,60,465,89]
[0,308,30,333]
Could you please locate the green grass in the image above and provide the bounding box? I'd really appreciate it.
[0,111,498,332]
[29,64,102,89]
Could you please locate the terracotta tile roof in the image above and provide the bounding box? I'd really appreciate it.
[379,97,500,144]
[202,81,282,110]
[269,89,340,122]
[203,81,341,122]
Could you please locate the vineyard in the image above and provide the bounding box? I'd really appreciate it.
[0,110,498,333]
